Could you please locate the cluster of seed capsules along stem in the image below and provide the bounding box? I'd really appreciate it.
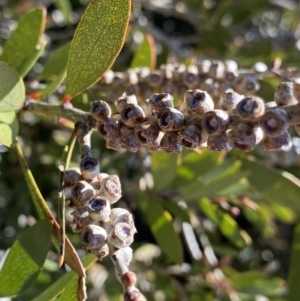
[94,60,262,103]
[63,130,145,298]
[90,81,300,153]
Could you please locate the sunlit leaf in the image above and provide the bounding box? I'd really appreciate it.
[179,171,249,200]
[36,42,71,97]
[271,204,296,224]
[242,203,275,236]
[0,111,18,147]
[173,150,223,187]
[0,61,25,111]
[18,41,46,78]
[0,220,52,297]
[54,0,72,24]
[1,8,46,74]
[66,0,131,98]
[57,274,85,301]
[38,42,71,81]
[130,32,156,70]
[200,159,241,184]
[139,193,183,264]
[199,198,251,248]
[31,254,96,301]
[15,139,85,277]
[241,157,300,214]
[225,267,286,297]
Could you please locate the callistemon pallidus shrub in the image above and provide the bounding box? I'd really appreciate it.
[3,2,300,301]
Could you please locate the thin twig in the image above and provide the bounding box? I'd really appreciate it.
[23,99,90,124]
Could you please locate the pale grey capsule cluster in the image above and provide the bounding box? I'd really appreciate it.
[91,81,300,153]
[64,163,136,263]
[61,122,147,300]
[92,59,260,104]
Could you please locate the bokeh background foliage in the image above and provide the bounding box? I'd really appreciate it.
[0,0,300,300]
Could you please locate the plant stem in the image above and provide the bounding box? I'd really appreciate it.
[23,99,90,124]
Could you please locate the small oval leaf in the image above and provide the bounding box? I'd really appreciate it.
[38,42,71,82]
[130,33,156,70]
[66,0,131,98]
[0,7,46,73]
[0,61,25,111]
[0,220,52,297]
[139,193,183,264]
[0,111,19,147]
[18,41,46,78]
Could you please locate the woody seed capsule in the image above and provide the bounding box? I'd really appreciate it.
[80,157,100,180]
[220,91,244,111]
[86,196,111,221]
[71,207,94,232]
[110,208,136,232]
[108,222,135,248]
[157,107,185,131]
[90,100,111,122]
[120,126,140,152]
[160,131,183,153]
[97,115,122,139]
[147,71,164,87]
[185,89,214,116]
[236,96,265,121]
[208,60,225,79]
[146,93,174,115]
[202,110,230,135]
[229,123,262,152]
[274,82,297,106]
[207,131,232,152]
[64,167,83,188]
[259,108,289,137]
[178,125,204,149]
[196,59,211,74]
[98,175,122,204]
[262,131,292,151]
[81,224,107,250]
[111,72,126,86]
[293,83,300,102]
[234,75,260,94]
[178,118,208,148]
[115,94,138,113]
[106,136,123,151]
[71,181,95,207]
[182,65,199,88]
[90,243,109,261]
[121,104,145,127]
[135,118,163,151]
